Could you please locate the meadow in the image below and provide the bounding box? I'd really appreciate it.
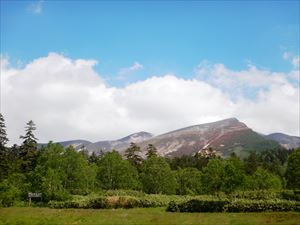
[1,207,300,225]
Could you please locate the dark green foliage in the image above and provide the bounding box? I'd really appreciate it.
[97,150,140,190]
[146,144,158,158]
[19,120,39,173]
[167,198,300,213]
[0,113,9,181]
[167,199,229,212]
[167,154,209,171]
[141,156,177,194]
[176,167,202,195]
[201,158,225,194]
[124,142,143,169]
[244,151,259,175]
[0,113,9,147]
[246,167,282,190]
[225,199,300,212]
[286,148,300,189]
[0,179,22,207]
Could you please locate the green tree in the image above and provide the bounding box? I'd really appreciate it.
[222,156,246,193]
[97,150,140,190]
[0,113,8,147]
[141,156,177,194]
[63,146,96,194]
[0,113,9,181]
[41,168,69,201]
[19,120,38,173]
[244,151,259,175]
[146,144,157,158]
[285,148,300,189]
[247,167,282,190]
[201,158,225,194]
[124,142,143,169]
[176,167,202,195]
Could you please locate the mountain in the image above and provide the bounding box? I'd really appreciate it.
[138,118,281,158]
[41,118,298,158]
[41,132,153,153]
[39,139,92,150]
[265,133,300,149]
[86,132,154,153]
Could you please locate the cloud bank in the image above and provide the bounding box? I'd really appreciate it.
[1,53,299,144]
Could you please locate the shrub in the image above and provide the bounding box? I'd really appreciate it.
[166,198,300,213]
[225,199,300,212]
[166,199,229,212]
[0,180,22,207]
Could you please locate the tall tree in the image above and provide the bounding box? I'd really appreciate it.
[176,167,202,195]
[19,120,38,173]
[285,148,300,189]
[146,144,157,158]
[0,113,9,181]
[0,113,9,147]
[97,150,140,190]
[141,156,177,194]
[124,142,143,169]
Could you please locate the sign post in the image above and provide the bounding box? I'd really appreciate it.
[28,192,42,206]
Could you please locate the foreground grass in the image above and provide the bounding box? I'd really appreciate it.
[0,207,299,225]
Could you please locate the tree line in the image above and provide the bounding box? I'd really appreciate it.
[0,113,299,204]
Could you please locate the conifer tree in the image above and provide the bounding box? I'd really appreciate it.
[19,120,38,173]
[146,144,157,158]
[124,142,143,169]
[0,113,9,180]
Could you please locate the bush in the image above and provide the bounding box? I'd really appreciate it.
[0,180,22,207]
[280,190,300,201]
[166,201,180,212]
[230,190,279,200]
[225,199,300,212]
[166,199,229,212]
[104,189,145,197]
[166,198,300,213]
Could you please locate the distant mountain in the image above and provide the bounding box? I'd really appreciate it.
[86,132,154,153]
[265,133,300,149]
[39,139,92,150]
[138,118,281,158]
[41,118,298,158]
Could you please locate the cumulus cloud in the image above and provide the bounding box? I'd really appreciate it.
[27,0,44,15]
[1,53,299,145]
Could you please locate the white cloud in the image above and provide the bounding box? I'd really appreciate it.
[27,0,44,15]
[1,53,299,145]
[292,56,300,68]
[118,62,143,78]
[282,51,300,69]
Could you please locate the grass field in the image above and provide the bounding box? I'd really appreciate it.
[0,207,300,225]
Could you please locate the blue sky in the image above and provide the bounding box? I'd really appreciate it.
[1,1,299,143]
[1,1,299,85]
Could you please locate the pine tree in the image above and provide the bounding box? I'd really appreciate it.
[0,113,9,180]
[0,113,9,147]
[124,142,143,169]
[19,120,38,173]
[146,144,157,158]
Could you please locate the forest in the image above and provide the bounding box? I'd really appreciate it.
[0,114,300,213]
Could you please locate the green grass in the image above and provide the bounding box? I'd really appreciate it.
[0,207,300,225]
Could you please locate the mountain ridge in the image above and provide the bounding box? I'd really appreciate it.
[41,118,299,157]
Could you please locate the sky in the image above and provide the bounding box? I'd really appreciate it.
[0,0,299,145]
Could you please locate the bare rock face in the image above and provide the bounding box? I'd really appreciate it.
[139,118,254,157]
